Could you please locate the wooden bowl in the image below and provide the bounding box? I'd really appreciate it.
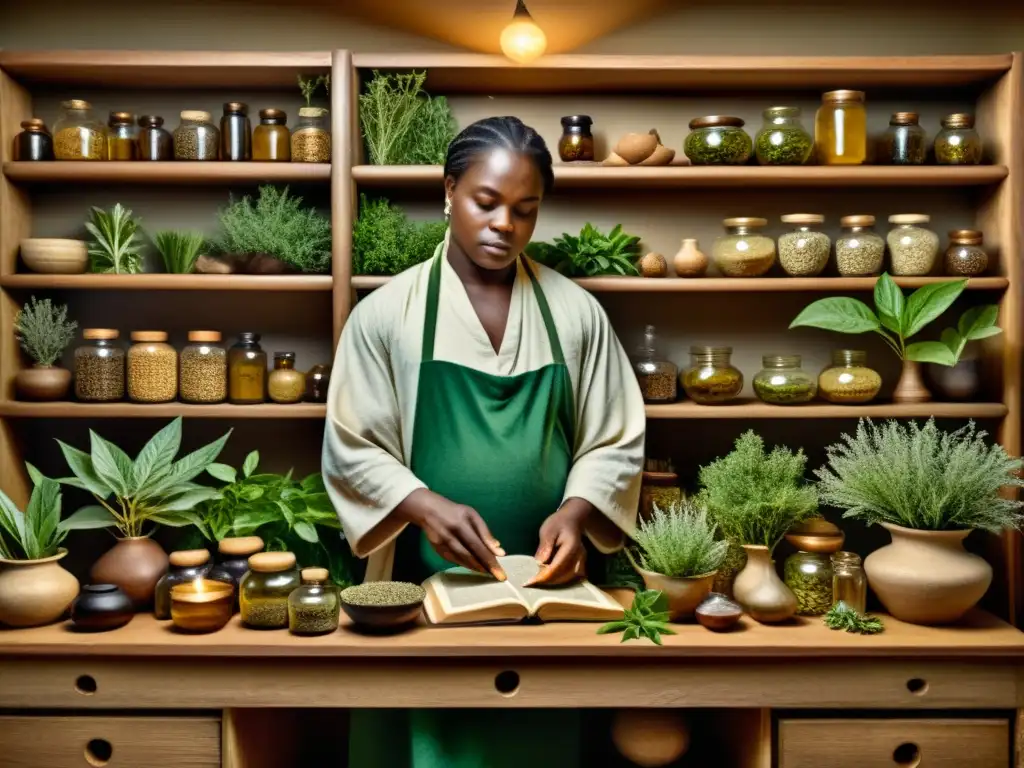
[340,584,425,630]
[19,238,88,274]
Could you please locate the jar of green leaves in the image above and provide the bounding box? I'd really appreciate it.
[684,116,752,165]
[753,354,816,405]
[754,107,813,165]
[783,518,845,616]
[682,346,743,404]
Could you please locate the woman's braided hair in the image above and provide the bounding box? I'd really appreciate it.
[443,116,554,195]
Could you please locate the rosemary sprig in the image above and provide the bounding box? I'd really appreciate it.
[824,601,884,635]
[597,589,676,645]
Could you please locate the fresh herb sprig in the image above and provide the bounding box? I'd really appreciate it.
[526,223,641,277]
[597,589,676,645]
[153,230,205,274]
[824,601,884,635]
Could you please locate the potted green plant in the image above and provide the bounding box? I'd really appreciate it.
[0,463,79,627]
[58,417,230,608]
[790,274,1001,403]
[697,431,818,623]
[152,230,205,274]
[627,500,728,621]
[13,296,77,401]
[817,418,1024,625]
[353,194,446,276]
[85,203,144,274]
[358,70,456,165]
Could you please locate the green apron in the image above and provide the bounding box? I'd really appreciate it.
[350,254,581,768]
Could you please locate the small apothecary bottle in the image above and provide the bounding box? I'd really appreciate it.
[240,551,302,629]
[207,536,265,612]
[880,112,927,165]
[945,229,988,277]
[934,113,982,165]
[253,109,290,161]
[291,107,331,163]
[784,518,845,617]
[818,349,882,404]
[831,551,867,614]
[814,90,866,165]
[137,115,172,161]
[633,324,677,404]
[754,106,813,166]
[228,332,267,404]
[180,330,227,404]
[288,567,341,636]
[305,363,331,403]
[74,328,125,402]
[835,215,884,277]
[174,110,219,161]
[53,99,107,160]
[220,102,252,161]
[887,214,939,276]
[684,116,752,165]
[557,115,595,162]
[107,111,137,160]
[268,351,306,404]
[15,119,54,161]
[127,331,178,403]
[681,346,743,404]
[752,354,816,405]
[154,549,212,620]
[712,217,776,277]
[777,213,830,277]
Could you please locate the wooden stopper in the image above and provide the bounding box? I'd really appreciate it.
[248,551,295,572]
[131,330,168,342]
[302,567,329,583]
[168,549,210,567]
[188,330,222,343]
[218,536,264,556]
[83,328,119,340]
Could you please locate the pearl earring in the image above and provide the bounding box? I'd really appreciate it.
[444,197,452,218]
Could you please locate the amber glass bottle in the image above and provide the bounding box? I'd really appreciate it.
[107,111,137,160]
[228,332,267,404]
[253,109,291,161]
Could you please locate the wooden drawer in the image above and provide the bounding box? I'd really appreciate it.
[0,715,220,768]
[778,718,1009,768]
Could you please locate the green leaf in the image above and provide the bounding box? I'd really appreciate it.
[158,488,220,512]
[293,520,319,543]
[207,463,237,484]
[243,451,260,478]
[643,625,664,645]
[238,485,265,502]
[622,625,641,642]
[57,441,111,499]
[874,274,905,335]
[958,305,1002,341]
[277,500,296,527]
[149,429,232,495]
[902,279,967,338]
[59,505,117,531]
[906,341,957,366]
[133,418,182,494]
[789,298,880,334]
[941,327,963,353]
[597,621,630,635]
[146,510,202,528]
[90,430,135,497]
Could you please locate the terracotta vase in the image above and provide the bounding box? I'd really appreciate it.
[672,238,709,277]
[0,549,79,627]
[928,358,980,401]
[90,537,169,610]
[732,544,797,623]
[864,522,992,625]
[635,565,716,622]
[15,365,71,401]
[893,359,931,403]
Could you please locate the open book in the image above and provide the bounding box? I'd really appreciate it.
[422,555,625,625]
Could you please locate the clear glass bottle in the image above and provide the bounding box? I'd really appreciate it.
[934,113,982,165]
[127,331,178,403]
[633,324,677,404]
[753,354,816,405]
[240,551,301,629]
[880,112,927,165]
[180,330,227,404]
[75,329,125,402]
[712,217,776,277]
[228,332,267,404]
[887,214,939,276]
[784,551,834,616]
[267,351,306,404]
[814,90,867,165]
[681,346,743,404]
[137,115,172,161]
[53,99,107,160]
[558,115,595,162]
[778,213,830,277]
[15,119,54,161]
[754,106,813,166]
[288,567,341,635]
[305,363,331,403]
[831,551,867,614]
[253,109,290,161]
[836,215,885,277]
[818,350,882,404]
[945,229,988,277]
[107,111,137,160]
[220,102,252,161]
[683,116,752,165]
[154,549,212,620]
[206,536,265,613]
[291,107,331,163]
[174,110,220,161]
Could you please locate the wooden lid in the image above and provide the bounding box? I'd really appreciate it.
[949,229,983,244]
[83,328,119,340]
[188,330,222,343]
[840,215,875,227]
[169,549,210,567]
[302,567,329,583]
[822,89,864,103]
[688,115,744,130]
[889,111,919,125]
[722,217,767,228]
[785,517,845,553]
[180,109,212,122]
[248,551,295,572]
[131,331,168,342]
[889,214,930,225]
[218,536,264,556]
[781,213,824,225]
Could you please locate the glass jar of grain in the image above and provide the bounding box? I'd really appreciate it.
[74,328,125,402]
[681,346,743,404]
[835,215,884,277]
[15,119,54,161]
[831,551,867,614]
[53,100,107,160]
[174,110,219,161]
[291,107,331,163]
[752,354,816,405]
[880,112,927,165]
[137,115,172,161]
[633,324,677,404]
[180,330,227,404]
[683,116,752,165]
[934,113,982,165]
[777,214,830,277]
[814,90,866,165]
[754,106,813,166]
[154,549,212,620]
[887,214,939,276]
[288,567,341,636]
[220,102,251,161]
[127,331,178,403]
[228,332,267,404]
[253,109,291,161]
[268,351,306,404]
[712,217,776,277]
[818,349,882,404]
[107,111,137,160]
[240,551,301,629]
[945,229,989,277]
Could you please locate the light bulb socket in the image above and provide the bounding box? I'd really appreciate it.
[514,0,533,19]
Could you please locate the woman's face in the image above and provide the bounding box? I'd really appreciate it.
[445,147,544,271]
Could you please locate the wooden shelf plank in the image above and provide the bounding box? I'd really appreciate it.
[645,401,1009,420]
[0,403,327,419]
[0,274,332,291]
[3,162,331,185]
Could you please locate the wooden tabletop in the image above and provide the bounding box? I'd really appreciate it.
[1,610,1022,660]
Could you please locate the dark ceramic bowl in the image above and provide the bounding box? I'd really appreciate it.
[71,584,134,632]
[340,586,425,631]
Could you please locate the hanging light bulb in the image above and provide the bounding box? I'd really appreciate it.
[500,0,547,64]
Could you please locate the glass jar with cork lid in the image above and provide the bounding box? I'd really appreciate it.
[174,110,219,161]
[288,567,341,635]
[240,551,301,629]
[107,111,137,160]
[784,518,845,616]
[207,536,265,613]
[15,119,54,161]
[633,324,677,404]
[681,346,743,404]
[887,214,939,276]
[138,115,172,161]
[777,214,830,277]
[945,229,988,276]
[291,108,331,163]
[934,113,982,165]
[127,331,178,404]
[253,109,291,161]
[180,331,227,404]
[815,90,866,165]
[836,215,884,277]
[74,329,125,402]
[712,218,776,277]
[228,332,267,404]
[818,350,882,404]
[268,352,305,404]
[53,100,107,160]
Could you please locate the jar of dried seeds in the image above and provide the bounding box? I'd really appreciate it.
[879,112,927,165]
[137,115,172,160]
[268,352,305,404]
[887,214,939,276]
[945,229,988,276]
[818,349,882,404]
[778,214,830,277]
[128,331,178,403]
[228,332,267,404]
[74,328,125,402]
[107,111,137,160]
[288,567,340,636]
[712,217,776,277]
[934,113,982,165]
[682,346,743,404]
[640,469,682,522]
[754,107,813,165]
[753,354,816,405]
[240,552,301,629]
[633,324,677,404]
[174,110,219,161]
[53,100,107,160]
[180,330,227,404]
[835,215,884,277]
[291,107,331,163]
[684,116,752,165]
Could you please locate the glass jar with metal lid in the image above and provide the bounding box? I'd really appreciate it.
[887,214,939,276]
[814,90,866,165]
[127,331,178,403]
[681,346,743,404]
[240,551,301,629]
[879,112,927,165]
[180,330,227,404]
[291,107,331,163]
[753,354,816,405]
[154,548,213,620]
[137,115,172,161]
[633,324,677,404]
[684,116,752,165]
[53,99,107,160]
[228,332,267,404]
[777,214,830,277]
[220,102,252,161]
[754,106,813,165]
[784,518,845,616]
[835,215,884,277]
[818,350,882,404]
[934,113,982,165]
[15,119,54,161]
[107,111,137,161]
[268,351,306,404]
[288,567,341,635]
[558,115,595,162]
[253,109,291,161]
[174,110,219,161]
[74,328,125,402]
[712,217,776,277]
[944,229,988,276]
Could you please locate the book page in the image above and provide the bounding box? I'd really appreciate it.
[504,555,625,621]
[422,564,527,624]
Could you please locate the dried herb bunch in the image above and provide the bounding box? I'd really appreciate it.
[632,500,728,578]
[817,418,1024,533]
[86,203,144,274]
[15,296,77,366]
[359,70,456,165]
[824,602,884,634]
[298,74,330,107]
[353,194,446,276]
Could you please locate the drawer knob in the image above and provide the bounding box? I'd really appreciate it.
[75,675,97,695]
[905,678,928,695]
[494,670,520,696]
[892,742,921,767]
[85,738,113,767]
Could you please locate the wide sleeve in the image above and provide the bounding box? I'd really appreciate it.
[562,296,645,552]
[322,299,425,558]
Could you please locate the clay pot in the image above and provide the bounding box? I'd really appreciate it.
[733,544,797,623]
[893,359,931,403]
[673,238,709,277]
[611,709,690,767]
[19,238,88,274]
[90,537,169,610]
[71,584,134,632]
[634,565,716,622]
[15,365,71,401]
[929,358,980,401]
[613,131,660,164]
[0,549,79,627]
[864,522,992,625]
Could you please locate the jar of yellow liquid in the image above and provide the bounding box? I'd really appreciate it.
[815,90,866,165]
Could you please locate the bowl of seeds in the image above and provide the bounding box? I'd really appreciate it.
[340,581,426,631]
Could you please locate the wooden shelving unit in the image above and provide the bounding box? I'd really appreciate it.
[3,161,331,185]
[0,274,333,291]
[0,402,328,419]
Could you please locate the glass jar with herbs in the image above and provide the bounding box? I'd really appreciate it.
[240,551,301,629]
[633,324,677,404]
[220,102,252,161]
[754,106,813,165]
[887,214,939,276]
[268,352,306,404]
[174,110,219,161]
[180,330,227,404]
[752,354,816,405]
[154,549,212,620]
[558,115,595,162]
[832,551,867,613]
[835,215,884,277]
[107,111,137,160]
[879,112,927,165]
[305,363,331,403]
[74,328,125,402]
[137,115,172,161]
[684,116,752,165]
[292,107,331,163]
[228,332,267,404]
[934,113,982,165]
[783,518,844,617]
[288,567,341,635]
[712,217,776,277]
[778,213,830,277]
[207,536,265,613]
[815,90,866,165]
[15,119,54,161]
[127,331,178,404]
[945,229,988,276]
[253,109,290,161]
[818,349,882,404]
[681,346,743,404]
[53,100,107,160]
[640,459,682,521]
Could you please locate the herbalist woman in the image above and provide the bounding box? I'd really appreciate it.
[323,117,645,768]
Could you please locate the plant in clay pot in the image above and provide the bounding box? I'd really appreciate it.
[817,418,1023,625]
[697,431,818,623]
[0,463,79,627]
[58,417,231,608]
[14,296,77,401]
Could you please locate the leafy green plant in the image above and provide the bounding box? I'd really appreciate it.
[526,224,641,277]
[597,589,675,645]
[816,418,1024,532]
[0,463,66,560]
[790,273,1000,366]
[359,70,456,166]
[298,74,330,107]
[824,602,884,634]
[85,203,144,274]
[153,230,205,274]
[15,296,77,366]
[59,417,230,538]
[697,431,818,552]
[215,186,331,274]
[353,194,446,276]
[631,500,728,578]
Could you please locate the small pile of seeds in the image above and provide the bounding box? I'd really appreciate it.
[341,582,425,607]
[54,127,106,160]
[291,129,331,163]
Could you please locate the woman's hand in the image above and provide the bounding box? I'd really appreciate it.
[394,489,507,581]
[524,498,595,587]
